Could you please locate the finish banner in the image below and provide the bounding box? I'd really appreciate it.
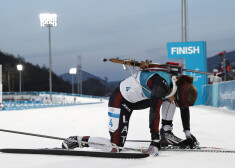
[167,41,207,105]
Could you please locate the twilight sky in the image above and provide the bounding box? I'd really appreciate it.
[0,0,235,81]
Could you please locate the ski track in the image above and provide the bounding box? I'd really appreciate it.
[0,100,235,168]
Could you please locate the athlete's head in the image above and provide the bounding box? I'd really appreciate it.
[175,75,198,108]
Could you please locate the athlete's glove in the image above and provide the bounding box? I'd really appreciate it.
[146,141,160,156]
[178,130,199,149]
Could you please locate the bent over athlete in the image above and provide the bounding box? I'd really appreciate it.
[62,70,198,156]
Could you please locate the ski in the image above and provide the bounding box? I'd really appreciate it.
[0,148,149,159]
[138,146,235,154]
[126,140,235,153]
[103,58,213,75]
[160,146,235,153]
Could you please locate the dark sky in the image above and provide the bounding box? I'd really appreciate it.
[1,0,235,81]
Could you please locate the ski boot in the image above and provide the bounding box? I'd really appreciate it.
[62,136,89,149]
[160,125,182,147]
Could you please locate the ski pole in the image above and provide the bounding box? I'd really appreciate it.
[0,128,142,152]
[126,139,151,143]
[0,128,66,141]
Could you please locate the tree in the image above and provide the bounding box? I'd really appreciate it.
[0,51,72,93]
[4,63,16,92]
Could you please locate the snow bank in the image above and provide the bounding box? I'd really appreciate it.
[0,100,235,168]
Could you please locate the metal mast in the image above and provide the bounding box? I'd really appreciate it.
[182,0,187,42]
[77,55,82,95]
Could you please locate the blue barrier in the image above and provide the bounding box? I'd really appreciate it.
[1,92,108,111]
[3,101,42,104]
[203,80,235,110]
[2,91,109,100]
[3,92,39,96]
[2,102,103,111]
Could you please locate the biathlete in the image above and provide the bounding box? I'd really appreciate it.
[62,70,198,156]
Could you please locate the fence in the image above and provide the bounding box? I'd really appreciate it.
[203,80,235,110]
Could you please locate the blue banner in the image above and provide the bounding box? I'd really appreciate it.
[167,41,207,105]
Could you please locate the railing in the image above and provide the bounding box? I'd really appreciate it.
[203,80,235,110]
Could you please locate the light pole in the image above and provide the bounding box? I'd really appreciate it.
[77,55,82,95]
[0,65,2,110]
[39,13,57,102]
[17,64,23,93]
[69,68,77,94]
[182,0,187,42]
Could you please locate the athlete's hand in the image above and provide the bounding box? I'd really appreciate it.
[178,131,199,149]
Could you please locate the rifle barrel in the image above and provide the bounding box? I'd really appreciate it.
[183,69,213,75]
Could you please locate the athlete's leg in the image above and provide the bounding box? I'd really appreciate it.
[160,101,181,146]
[62,136,114,152]
[87,137,113,152]
[108,87,133,148]
[161,101,176,123]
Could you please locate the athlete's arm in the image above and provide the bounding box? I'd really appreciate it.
[180,107,190,131]
[149,75,169,140]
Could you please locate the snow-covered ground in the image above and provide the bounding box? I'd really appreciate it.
[0,99,235,168]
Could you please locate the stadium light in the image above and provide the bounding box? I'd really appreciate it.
[39,13,57,102]
[69,68,77,94]
[39,13,57,27]
[17,64,23,92]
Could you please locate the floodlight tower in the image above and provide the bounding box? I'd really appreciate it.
[39,13,57,102]
[17,64,23,92]
[69,68,77,94]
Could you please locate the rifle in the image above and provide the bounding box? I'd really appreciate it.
[103,58,213,75]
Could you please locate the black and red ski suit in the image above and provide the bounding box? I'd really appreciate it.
[108,73,190,147]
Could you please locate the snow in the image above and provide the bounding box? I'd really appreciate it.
[0,99,235,168]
